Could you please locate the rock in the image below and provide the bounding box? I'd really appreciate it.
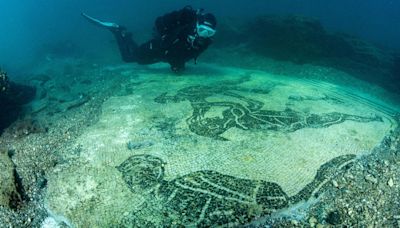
[383,160,389,166]
[388,178,394,187]
[63,94,90,111]
[9,118,47,138]
[0,69,10,94]
[290,220,299,226]
[31,99,49,114]
[347,207,355,216]
[29,73,51,85]
[41,217,60,228]
[309,216,317,227]
[365,174,378,184]
[326,210,342,225]
[0,150,19,208]
[0,78,36,133]
[214,15,399,92]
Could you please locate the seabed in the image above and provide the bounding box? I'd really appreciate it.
[32,63,398,227]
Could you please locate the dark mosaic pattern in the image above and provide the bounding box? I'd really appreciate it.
[154,84,382,140]
[117,154,356,227]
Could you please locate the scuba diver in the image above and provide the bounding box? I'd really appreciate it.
[82,6,217,74]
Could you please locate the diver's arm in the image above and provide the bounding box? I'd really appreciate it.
[192,38,212,63]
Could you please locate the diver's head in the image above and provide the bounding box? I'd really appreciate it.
[196,13,217,38]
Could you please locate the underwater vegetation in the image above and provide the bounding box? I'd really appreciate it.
[0,70,10,94]
[0,69,36,134]
[211,15,399,92]
[0,149,26,210]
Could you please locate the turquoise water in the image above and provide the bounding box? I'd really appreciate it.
[1,1,400,227]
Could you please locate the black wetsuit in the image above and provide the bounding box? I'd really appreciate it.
[112,6,213,73]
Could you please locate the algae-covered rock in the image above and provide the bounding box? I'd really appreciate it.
[0,150,18,208]
[211,15,398,92]
[0,69,10,94]
[0,69,36,134]
[246,15,349,64]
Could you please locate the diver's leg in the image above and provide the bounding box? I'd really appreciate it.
[81,13,167,65]
[82,13,138,62]
[134,39,164,65]
[110,27,139,62]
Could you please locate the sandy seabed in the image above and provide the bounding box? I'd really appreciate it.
[1,61,400,227]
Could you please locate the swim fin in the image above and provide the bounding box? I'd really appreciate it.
[81,13,120,30]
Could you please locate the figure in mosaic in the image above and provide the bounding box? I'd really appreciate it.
[117,154,355,226]
[155,85,382,140]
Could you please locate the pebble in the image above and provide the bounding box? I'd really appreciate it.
[365,174,378,184]
[388,178,394,187]
[41,217,59,228]
[348,208,353,216]
[383,160,389,166]
[309,217,317,227]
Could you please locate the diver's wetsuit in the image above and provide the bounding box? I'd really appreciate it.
[111,6,213,73]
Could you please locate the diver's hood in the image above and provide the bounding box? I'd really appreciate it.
[196,12,217,38]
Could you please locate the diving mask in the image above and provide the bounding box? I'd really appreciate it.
[196,22,216,38]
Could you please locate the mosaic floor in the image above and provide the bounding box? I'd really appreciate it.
[45,65,398,227]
